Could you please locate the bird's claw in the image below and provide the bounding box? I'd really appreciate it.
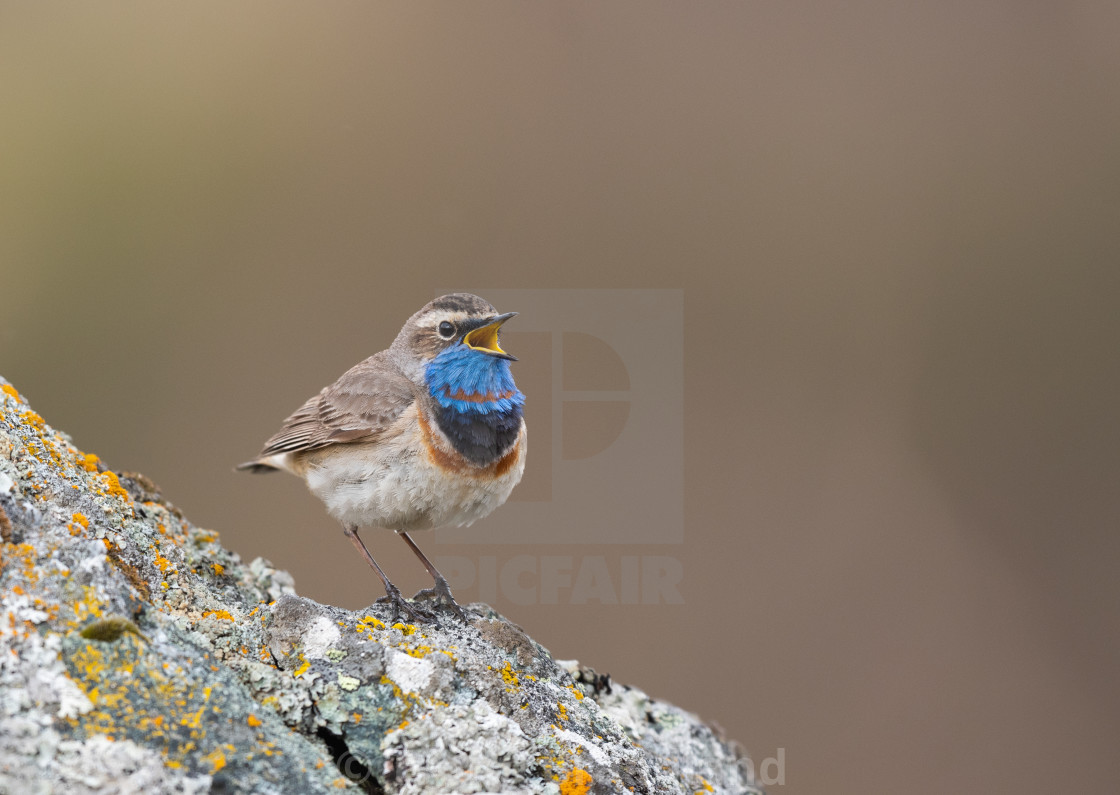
[376,584,428,624]
[412,576,467,621]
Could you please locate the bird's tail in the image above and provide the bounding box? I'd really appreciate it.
[234,460,279,474]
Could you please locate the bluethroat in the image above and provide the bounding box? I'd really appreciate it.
[238,294,526,621]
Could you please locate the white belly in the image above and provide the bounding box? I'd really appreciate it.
[297,419,526,532]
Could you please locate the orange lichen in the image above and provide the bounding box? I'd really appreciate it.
[69,512,90,536]
[202,610,234,621]
[0,544,40,584]
[247,714,262,727]
[560,768,593,795]
[77,453,100,473]
[1,384,20,402]
[100,471,130,502]
[211,563,224,576]
[19,411,46,433]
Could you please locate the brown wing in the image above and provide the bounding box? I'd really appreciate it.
[253,351,416,458]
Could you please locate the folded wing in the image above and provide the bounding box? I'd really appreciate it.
[237,351,416,471]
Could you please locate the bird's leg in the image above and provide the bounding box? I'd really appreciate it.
[397,530,467,620]
[342,524,425,623]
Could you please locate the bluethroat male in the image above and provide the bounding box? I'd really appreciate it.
[238,294,526,621]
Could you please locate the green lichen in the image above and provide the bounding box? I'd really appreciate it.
[79,616,150,644]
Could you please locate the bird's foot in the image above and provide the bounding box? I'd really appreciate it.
[376,584,428,624]
[412,576,468,621]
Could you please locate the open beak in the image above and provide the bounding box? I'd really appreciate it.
[462,312,518,360]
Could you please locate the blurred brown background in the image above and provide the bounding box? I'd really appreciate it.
[3,3,1119,792]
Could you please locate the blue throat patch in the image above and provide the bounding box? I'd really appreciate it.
[425,345,524,465]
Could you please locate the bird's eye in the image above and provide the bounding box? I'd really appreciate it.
[438,321,455,339]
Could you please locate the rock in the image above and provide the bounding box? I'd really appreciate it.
[0,376,761,794]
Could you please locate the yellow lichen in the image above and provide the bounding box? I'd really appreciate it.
[201,747,226,773]
[293,653,310,677]
[357,615,385,632]
[380,675,404,701]
[398,643,436,659]
[211,563,224,576]
[180,705,205,729]
[64,637,247,773]
[499,660,519,687]
[202,610,234,621]
[71,586,105,625]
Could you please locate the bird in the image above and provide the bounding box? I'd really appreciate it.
[237,293,526,622]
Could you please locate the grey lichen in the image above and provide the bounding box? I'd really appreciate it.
[0,376,761,794]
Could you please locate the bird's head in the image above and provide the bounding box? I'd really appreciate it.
[392,294,521,403]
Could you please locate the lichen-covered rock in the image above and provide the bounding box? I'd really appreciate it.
[0,376,761,794]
